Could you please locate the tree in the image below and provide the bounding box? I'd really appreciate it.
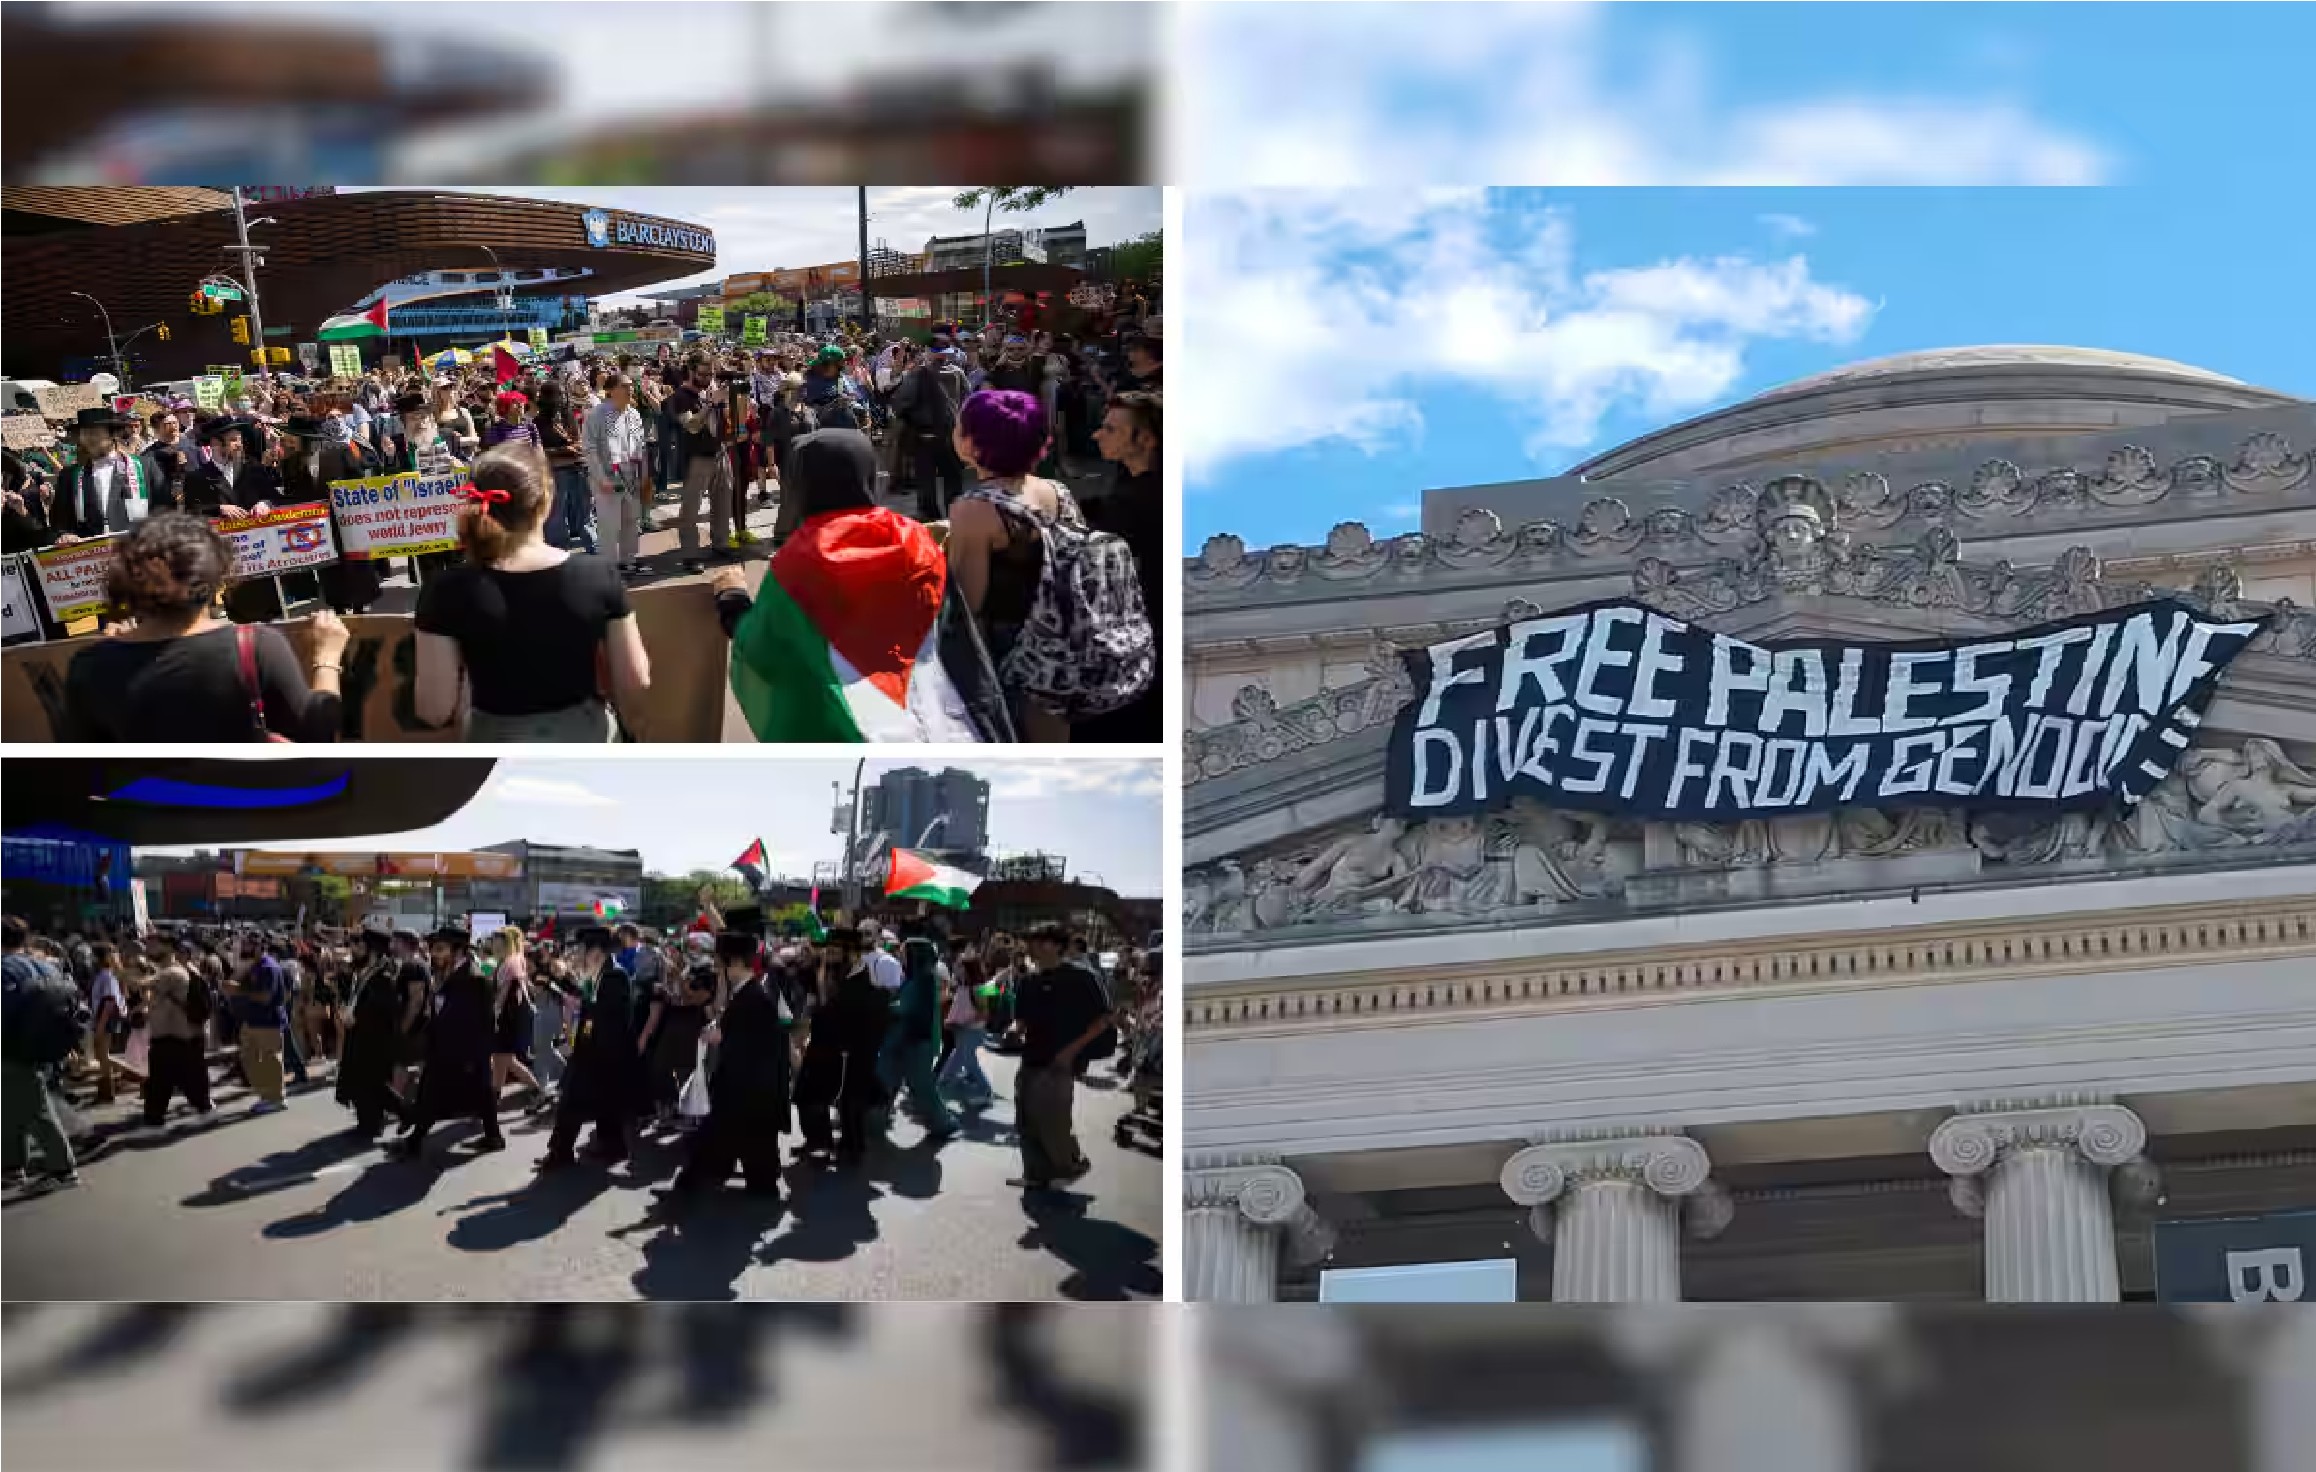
[641,869,753,930]
[730,291,796,319]
[952,187,1080,328]
[1106,229,1163,291]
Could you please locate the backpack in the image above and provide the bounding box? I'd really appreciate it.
[815,396,865,432]
[967,486,1155,720]
[3,955,90,1066]
[182,972,213,1026]
[902,362,965,435]
[1074,963,1119,1062]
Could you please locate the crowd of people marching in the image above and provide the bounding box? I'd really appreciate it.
[1,908,1163,1209]
[5,309,1163,744]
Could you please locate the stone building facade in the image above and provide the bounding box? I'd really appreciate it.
[1183,347,2316,1302]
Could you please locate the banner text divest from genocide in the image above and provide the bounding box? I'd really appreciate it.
[1384,597,2265,822]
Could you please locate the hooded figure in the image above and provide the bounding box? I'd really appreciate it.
[729,429,1012,742]
[671,931,792,1199]
[541,925,645,1170]
[336,927,406,1138]
[392,926,504,1159]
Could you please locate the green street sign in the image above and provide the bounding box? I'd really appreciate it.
[201,282,245,302]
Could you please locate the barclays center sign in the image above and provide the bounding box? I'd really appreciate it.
[582,209,716,257]
[1384,597,2267,824]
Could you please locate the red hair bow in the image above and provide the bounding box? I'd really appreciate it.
[461,485,512,505]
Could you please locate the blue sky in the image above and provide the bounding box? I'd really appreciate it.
[1180,2,2316,547]
[1364,1423,1642,1472]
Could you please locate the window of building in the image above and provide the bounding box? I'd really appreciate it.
[440,272,465,283]
[474,272,500,284]
[513,269,545,281]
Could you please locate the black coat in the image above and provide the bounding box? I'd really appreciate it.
[558,962,645,1117]
[184,458,281,518]
[705,976,792,1135]
[335,957,402,1111]
[413,957,496,1118]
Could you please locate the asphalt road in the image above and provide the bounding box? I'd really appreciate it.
[1,1046,1162,1302]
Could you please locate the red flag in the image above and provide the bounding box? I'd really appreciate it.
[493,345,521,384]
[361,298,390,333]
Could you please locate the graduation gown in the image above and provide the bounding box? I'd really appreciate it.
[412,958,496,1119]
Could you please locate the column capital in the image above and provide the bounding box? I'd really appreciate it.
[1929,1099,2147,1181]
[1186,1155,1308,1227]
[1501,1130,1714,1209]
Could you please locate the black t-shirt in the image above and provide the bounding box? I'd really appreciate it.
[414,556,630,716]
[1015,959,1111,1070]
[63,624,340,743]
[667,386,721,458]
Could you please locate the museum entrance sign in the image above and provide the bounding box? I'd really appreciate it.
[1385,598,2265,822]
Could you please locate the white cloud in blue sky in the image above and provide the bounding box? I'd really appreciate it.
[1178,2,2108,185]
[1180,190,1873,478]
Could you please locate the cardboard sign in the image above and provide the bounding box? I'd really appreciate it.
[29,536,119,622]
[2,557,38,643]
[30,383,104,420]
[328,343,361,379]
[327,471,468,560]
[193,376,226,411]
[3,586,728,743]
[1,415,55,452]
[213,504,339,580]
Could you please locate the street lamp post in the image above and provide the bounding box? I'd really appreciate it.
[226,188,276,383]
[66,291,122,389]
[476,244,512,347]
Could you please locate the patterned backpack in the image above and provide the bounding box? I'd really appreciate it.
[966,482,1154,721]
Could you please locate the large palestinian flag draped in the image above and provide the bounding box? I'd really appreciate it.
[317,299,390,342]
[728,506,982,742]
[885,848,982,910]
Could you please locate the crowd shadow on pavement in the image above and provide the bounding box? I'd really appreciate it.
[181,1130,380,1208]
[263,1154,447,1241]
[985,1303,1140,1470]
[620,1190,792,1302]
[0,1303,206,1399]
[442,1167,619,1255]
[1017,1193,1162,1302]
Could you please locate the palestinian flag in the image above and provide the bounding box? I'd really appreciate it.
[885,848,981,910]
[727,505,982,743]
[803,887,829,943]
[731,838,768,891]
[588,896,625,921]
[318,298,390,341]
[493,343,523,385]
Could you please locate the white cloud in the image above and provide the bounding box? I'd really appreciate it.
[1758,213,1817,239]
[490,774,618,809]
[986,761,1163,803]
[1181,192,1875,480]
[1179,3,2109,185]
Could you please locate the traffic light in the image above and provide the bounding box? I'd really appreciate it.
[250,349,268,367]
[230,316,251,345]
[266,346,291,365]
[156,324,172,342]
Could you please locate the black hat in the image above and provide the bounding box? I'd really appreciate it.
[279,415,328,440]
[428,924,471,949]
[715,931,757,963]
[394,391,428,415]
[573,925,616,953]
[391,927,423,948]
[197,414,259,445]
[358,927,394,954]
[72,405,132,431]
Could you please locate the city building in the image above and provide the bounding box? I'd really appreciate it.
[1,187,717,382]
[922,220,1089,272]
[861,766,993,858]
[1182,346,2316,1303]
[479,840,646,920]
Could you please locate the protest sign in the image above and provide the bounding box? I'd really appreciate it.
[298,342,320,374]
[222,367,245,402]
[28,536,119,623]
[2,557,39,643]
[1385,597,2267,823]
[528,327,549,349]
[31,384,104,420]
[2,416,54,452]
[193,376,225,411]
[327,471,468,560]
[213,505,339,580]
[111,396,138,417]
[379,356,402,373]
[329,343,363,378]
[743,316,767,346]
[697,306,726,334]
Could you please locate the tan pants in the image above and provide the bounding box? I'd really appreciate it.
[1015,1063,1085,1184]
[239,1026,285,1105]
[677,451,734,552]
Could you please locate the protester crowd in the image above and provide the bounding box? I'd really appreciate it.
[2,908,1159,1209]
[7,300,1163,744]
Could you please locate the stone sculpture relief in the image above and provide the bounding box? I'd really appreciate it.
[1186,432,2312,598]
[1182,738,2316,938]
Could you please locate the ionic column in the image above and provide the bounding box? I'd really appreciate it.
[1185,1156,1330,1303]
[1930,1098,2146,1302]
[1501,1132,1721,1302]
[1612,1306,1903,1472]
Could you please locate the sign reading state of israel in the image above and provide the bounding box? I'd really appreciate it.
[1384,597,2266,822]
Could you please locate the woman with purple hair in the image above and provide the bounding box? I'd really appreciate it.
[946,387,1090,742]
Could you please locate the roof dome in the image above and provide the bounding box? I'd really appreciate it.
[1571,343,2300,483]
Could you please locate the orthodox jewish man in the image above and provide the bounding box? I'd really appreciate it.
[390,925,505,1160]
[182,414,279,518]
[670,932,792,1201]
[335,926,406,1140]
[539,925,644,1172]
[52,405,155,541]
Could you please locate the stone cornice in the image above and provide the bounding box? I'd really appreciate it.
[1186,427,2314,612]
[1185,893,2316,1039]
